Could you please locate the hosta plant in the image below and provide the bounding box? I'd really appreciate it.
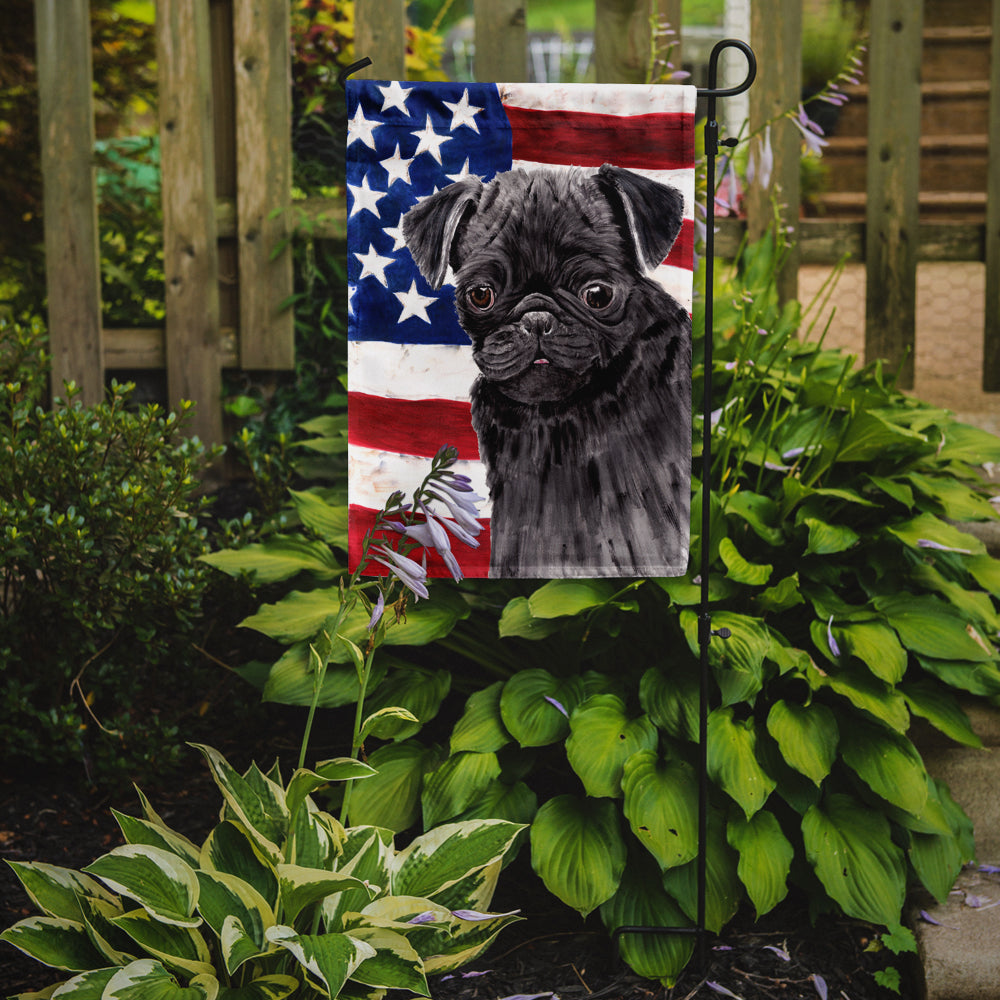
[1,744,523,999]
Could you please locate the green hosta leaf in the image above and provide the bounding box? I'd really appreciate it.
[909,815,966,906]
[621,751,698,871]
[288,489,349,546]
[724,490,784,545]
[835,621,907,684]
[453,779,538,827]
[112,812,201,868]
[886,512,985,557]
[901,680,982,748]
[499,670,584,747]
[810,661,910,732]
[450,682,511,754]
[866,474,914,509]
[966,553,1000,597]
[362,667,451,740]
[277,865,374,925]
[200,535,342,583]
[195,871,273,974]
[639,663,699,742]
[526,579,619,618]
[803,517,859,556]
[424,906,522,975]
[916,655,1000,697]
[599,853,694,987]
[654,573,737,606]
[497,596,566,639]
[727,811,793,917]
[910,562,1000,633]
[260,643,387,709]
[265,926,375,997]
[190,746,287,862]
[421,751,502,828]
[755,573,804,614]
[199,822,278,910]
[718,537,772,585]
[835,410,927,463]
[802,793,906,926]
[5,862,118,922]
[707,708,776,818]
[345,926,428,994]
[285,759,376,822]
[765,701,838,786]
[935,421,1000,464]
[393,820,524,900]
[661,810,741,933]
[530,795,626,917]
[360,706,421,742]
[566,695,658,798]
[839,718,929,816]
[680,610,770,706]
[347,740,442,832]
[111,909,214,978]
[874,594,995,662]
[216,975,299,1000]
[0,916,107,971]
[83,846,200,928]
[103,959,218,1000]
[906,472,998,522]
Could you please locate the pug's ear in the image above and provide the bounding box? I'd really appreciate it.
[596,164,685,271]
[402,177,484,289]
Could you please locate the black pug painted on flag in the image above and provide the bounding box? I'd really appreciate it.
[347,81,695,578]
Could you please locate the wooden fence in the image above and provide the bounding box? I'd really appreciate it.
[33,0,1000,445]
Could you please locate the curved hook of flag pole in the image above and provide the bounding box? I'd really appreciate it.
[337,57,373,90]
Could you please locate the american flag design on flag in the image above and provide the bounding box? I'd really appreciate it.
[347,81,696,578]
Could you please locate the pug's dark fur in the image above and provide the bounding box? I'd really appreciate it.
[402,164,690,577]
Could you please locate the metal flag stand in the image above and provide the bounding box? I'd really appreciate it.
[340,38,758,973]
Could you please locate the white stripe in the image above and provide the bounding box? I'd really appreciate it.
[348,341,477,401]
[499,82,697,117]
[349,444,492,517]
[652,264,694,313]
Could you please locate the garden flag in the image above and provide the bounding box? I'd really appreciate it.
[347,81,696,578]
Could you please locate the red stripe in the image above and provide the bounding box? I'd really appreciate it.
[664,218,694,272]
[506,106,695,170]
[348,393,480,459]
[349,504,491,578]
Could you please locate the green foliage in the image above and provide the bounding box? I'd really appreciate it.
[0,317,220,783]
[1,744,524,998]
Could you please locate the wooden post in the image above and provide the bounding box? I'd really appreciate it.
[983,0,1000,390]
[233,0,294,369]
[594,0,657,84]
[474,0,527,82]
[864,0,923,390]
[157,0,223,444]
[34,0,104,405]
[354,0,406,80]
[656,0,682,79]
[746,0,801,306]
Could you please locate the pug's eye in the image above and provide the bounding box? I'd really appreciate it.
[581,282,614,310]
[466,284,496,311]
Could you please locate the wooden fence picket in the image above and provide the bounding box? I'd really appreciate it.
[984,0,1000,390]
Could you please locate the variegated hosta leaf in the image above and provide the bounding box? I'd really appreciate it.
[498,669,585,747]
[529,795,626,917]
[83,846,200,928]
[391,820,524,901]
[102,958,218,999]
[599,853,694,987]
[706,707,776,819]
[200,822,278,910]
[727,810,793,917]
[345,926,429,995]
[565,695,658,799]
[77,894,136,966]
[450,681,511,754]
[285,760,376,823]
[765,700,838,786]
[802,793,906,926]
[420,751,502,829]
[195,871,274,974]
[45,966,118,997]
[276,864,375,925]
[190,745,287,863]
[214,974,299,1000]
[0,916,107,971]
[621,751,699,871]
[420,906,522,975]
[838,718,929,817]
[4,861,118,922]
[265,925,376,998]
[112,810,202,868]
[288,802,343,870]
[424,859,501,916]
[110,908,214,979]
[323,829,393,931]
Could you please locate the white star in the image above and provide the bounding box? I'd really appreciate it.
[380,144,415,187]
[395,280,437,323]
[384,223,407,250]
[411,115,452,164]
[446,158,475,184]
[355,245,395,286]
[378,80,411,114]
[347,175,386,218]
[347,104,379,149]
[347,283,356,315]
[443,89,483,132]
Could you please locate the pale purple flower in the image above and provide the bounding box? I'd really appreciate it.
[544,695,569,718]
[917,539,973,555]
[451,908,521,921]
[979,865,1000,874]
[370,544,429,600]
[407,911,438,925]
[747,125,773,190]
[792,104,829,156]
[367,590,385,631]
[763,944,790,961]
[715,157,741,215]
[425,487,483,534]
[827,616,841,657]
[812,974,828,1000]
[707,983,742,999]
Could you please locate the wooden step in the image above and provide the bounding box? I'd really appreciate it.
[813,190,987,222]
[832,80,991,137]
[921,0,992,28]
[922,25,993,83]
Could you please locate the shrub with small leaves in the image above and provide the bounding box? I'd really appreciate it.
[0,317,220,783]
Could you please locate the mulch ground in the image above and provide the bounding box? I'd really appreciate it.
[1,741,913,1000]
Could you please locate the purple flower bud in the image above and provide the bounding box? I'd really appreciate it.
[544,695,569,718]
[407,911,438,925]
[917,539,972,554]
[451,908,520,921]
[827,615,841,658]
[367,590,385,631]
[370,544,430,600]
[812,974,828,1000]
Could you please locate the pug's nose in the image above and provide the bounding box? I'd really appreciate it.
[520,311,555,339]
